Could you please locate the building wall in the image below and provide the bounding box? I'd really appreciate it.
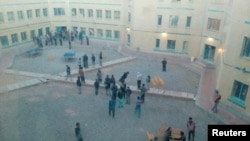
[217,0,250,117]
[0,0,250,119]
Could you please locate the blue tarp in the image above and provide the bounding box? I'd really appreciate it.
[26,48,43,55]
[64,51,75,59]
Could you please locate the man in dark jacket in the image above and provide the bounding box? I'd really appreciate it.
[76,76,82,94]
[94,79,100,95]
[162,58,167,72]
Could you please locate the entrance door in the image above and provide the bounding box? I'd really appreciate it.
[203,44,216,61]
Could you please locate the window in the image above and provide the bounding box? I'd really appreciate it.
[167,40,176,50]
[114,11,120,20]
[128,12,131,23]
[89,28,94,37]
[204,44,216,61]
[79,9,85,17]
[241,36,250,58]
[157,15,162,25]
[127,34,130,45]
[207,18,220,31]
[106,10,111,19]
[54,8,65,16]
[186,16,192,27]
[7,12,14,21]
[11,34,18,44]
[43,8,48,17]
[106,30,112,39]
[72,8,76,16]
[96,10,102,19]
[114,31,120,40]
[38,28,43,37]
[169,15,178,27]
[97,29,103,38]
[156,39,160,48]
[80,27,86,36]
[231,80,248,103]
[17,11,24,20]
[88,9,93,18]
[0,13,4,23]
[35,9,40,17]
[27,10,33,19]
[45,27,50,34]
[0,36,9,47]
[21,32,27,41]
[30,30,36,39]
[182,41,189,53]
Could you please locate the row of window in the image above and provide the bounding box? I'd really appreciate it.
[154,38,188,53]
[0,27,51,47]
[0,9,48,23]
[79,28,120,40]
[0,8,121,23]
[71,8,121,20]
[0,27,120,47]
[157,15,221,31]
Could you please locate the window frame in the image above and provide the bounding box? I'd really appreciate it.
[114,11,120,20]
[105,10,112,19]
[169,15,179,27]
[96,10,102,19]
[207,18,221,31]
[17,11,24,20]
[157,15,162,26]
[7,11,15,22]
[27,10,33,19]
[241,36,250,58]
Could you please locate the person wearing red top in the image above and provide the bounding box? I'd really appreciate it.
[186,117,195,141]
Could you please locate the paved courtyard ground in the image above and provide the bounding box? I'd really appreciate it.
[0,40,221,141]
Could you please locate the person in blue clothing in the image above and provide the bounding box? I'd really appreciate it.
[109,96,116,118]
[135,96,142,118]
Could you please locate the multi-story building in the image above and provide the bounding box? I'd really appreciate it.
[0,0,249,120]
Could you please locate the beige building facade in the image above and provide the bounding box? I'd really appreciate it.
[0,0,250,119]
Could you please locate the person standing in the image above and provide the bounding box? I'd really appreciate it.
[86,36,89,46]
[97,69,102,83]
[66,65,71,80]
[104,75,111,96]
[136,72,142,89]
[125,86,132,104]
[99,51,103,66]
[76,76,82,94]
[69,40,71,49]
[75,122,83,141]
[109,96,116,118]
[111,83,118,100]
[165,127,172,141]
[140,84,147,103]
[91,54,95,67]
[94,79,100,95]
[135,96,142,118]
[79,67,85,83]
[162,58,167,72]
[117,88,124,108]
[110,74,116,86]
[83,54,88,68]
[180,131,186,141]
[186,117,195,141]
[211,90,221,113]
[146,75,151,90]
